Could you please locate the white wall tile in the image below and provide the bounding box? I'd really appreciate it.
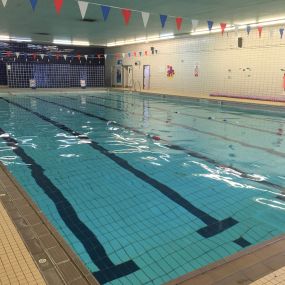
[106,26,285,97]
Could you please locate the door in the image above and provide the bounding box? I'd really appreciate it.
[123,65,133,88]
[127,66,133,87]
[143,65,150,90]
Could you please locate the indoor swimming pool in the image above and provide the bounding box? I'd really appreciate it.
[0,91,285,285]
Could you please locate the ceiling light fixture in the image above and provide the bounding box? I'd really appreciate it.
[11,37,32,42]
[53,39,72,45]
[0,35,10,41]
[72,40,90,46]
[106,33,175,47]
[191,17,285,36]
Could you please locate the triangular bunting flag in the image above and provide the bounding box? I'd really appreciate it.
[56,53,60,60]
[160,15,167,28]
[246,25,251,35]
[141,12,150,28]
[78,1,88,19]
[122,53,125,58]
[84,55,88,60]
[32,53,37,60]
[40,54,44,59]
[207,20,214,31]
[6,51,12,57]
[220,23,227,35]
[104,54,107,59]
[1,0,7,7]
[192,19,199,32]
[139,51,142,56]
[280,28,284,39]
[29,0,37,11]
[101,5,111,21]
[133,51,137,57]
[257,26,263,38]
[77,54,81,60]
[176,17,183,31]
[128,52,131,58]
[122,9,131,25]
[54,0,63,15]
[145,51,148,56]
[63,54,67,60]
[15,52,20,59]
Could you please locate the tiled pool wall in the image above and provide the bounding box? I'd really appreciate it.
[106,26,285,98]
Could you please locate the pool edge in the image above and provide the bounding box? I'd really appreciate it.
[0,162,100,285]
[165,234,285,284]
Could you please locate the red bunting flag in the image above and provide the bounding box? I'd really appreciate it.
[77,54,81,60]
[122,9,131,25]
[176,17,183,31]
[145,51,148,56]
[33,53,37,60]
[257,26,263,38]
[56,53,60,60]
[220,23,227,35]
[133,51,137,57]
[54,0,63,14]
[6,51,12,57]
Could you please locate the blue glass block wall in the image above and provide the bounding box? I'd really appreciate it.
[0,41,105,88]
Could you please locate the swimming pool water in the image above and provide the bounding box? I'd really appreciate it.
[0,91,285,284]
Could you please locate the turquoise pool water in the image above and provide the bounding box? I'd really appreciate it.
[0,91,285,284]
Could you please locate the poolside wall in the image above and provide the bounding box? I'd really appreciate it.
[105,26,285,98]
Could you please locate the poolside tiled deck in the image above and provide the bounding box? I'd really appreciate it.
[0,201,46,285]
[252,267,285,285]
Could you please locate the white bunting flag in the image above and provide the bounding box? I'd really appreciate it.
[104,54,107,59]
[78,1,89,19]
[63,54,67,60]
[122,53,125,58]
[84,55,88,60]
[1,0,7,7]
[141,12,150,28]
[15,52,20,58]
[40,54,44,60]
[192,19,199,32]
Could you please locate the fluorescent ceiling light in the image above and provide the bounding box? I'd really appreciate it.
[159,33,174,39]
[107,33,175,47]
[192,16,285,36]
[0,35,10,41]
[11,37,32,42]
[72,40,90,46]
[53,39,72,45]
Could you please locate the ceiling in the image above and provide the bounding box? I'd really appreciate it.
[1,0,285,46]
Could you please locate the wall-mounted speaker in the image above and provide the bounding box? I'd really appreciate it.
[238,37,243,48]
